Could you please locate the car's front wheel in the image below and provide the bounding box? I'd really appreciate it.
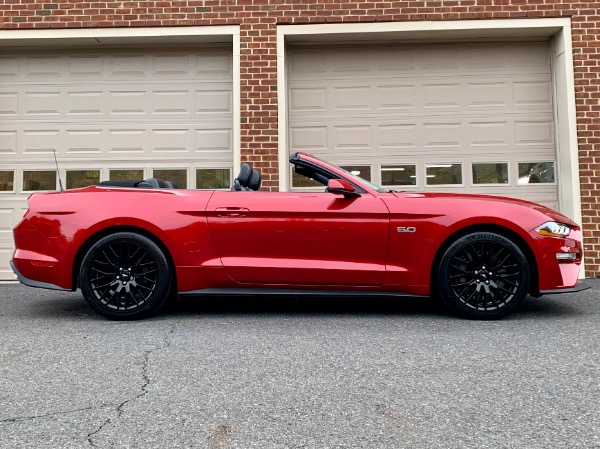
[436,232,530,319]
[79,232,173,320]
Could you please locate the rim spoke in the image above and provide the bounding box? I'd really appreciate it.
[450,266,472,276]
[101,250,117,268]
[93,280,116,290]
[136,284,154,292]
[128,291,141,307]
[463,245,478,264]
[138,276,155,285]
[108,246,119,262]
[456,283,473,299]
[491,253,512,271]
[91,267,115,276]
[497,278,519,287]
[463,289,478,306]
[102,287,118,307]
[497,284,517,295]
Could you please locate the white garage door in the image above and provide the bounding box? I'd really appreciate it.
[288,42,558,207]
[0,46,233,280]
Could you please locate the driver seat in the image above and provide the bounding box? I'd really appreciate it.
[231,163,253,191]
[247,169,261,191]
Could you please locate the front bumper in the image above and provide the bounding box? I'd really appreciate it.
[530,226,584,292]
[538,281,590,295]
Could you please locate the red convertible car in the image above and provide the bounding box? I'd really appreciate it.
[11,152,586,320]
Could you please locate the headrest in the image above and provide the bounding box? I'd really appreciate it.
[236,163,253,187]
[247,169,261,191]
[98,180,144,188]
[145,178,167,188]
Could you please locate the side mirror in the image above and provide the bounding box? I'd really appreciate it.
[327,179,360,198]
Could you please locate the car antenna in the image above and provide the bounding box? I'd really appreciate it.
[52,150,65,193]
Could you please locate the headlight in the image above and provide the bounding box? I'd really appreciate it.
[535,221,571,237]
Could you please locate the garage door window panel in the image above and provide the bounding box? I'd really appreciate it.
[381,165,417,187]
[110,169,145,181]
[0,171,15,192]
[196,168,231,190]
[66,170,100,189]
[153,169,187,189]
[291,168,325,190]
[426,164,463,186]
[472,163,509,185]
[23,171,56,191]
[518,162,555,184]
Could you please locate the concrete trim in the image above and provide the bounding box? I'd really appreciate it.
[552,27,581,224]
[278,19,568,41]
[0,25,239,46]
[232,31,242,173]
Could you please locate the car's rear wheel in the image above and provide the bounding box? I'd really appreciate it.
[79,232,172,320]
[436,232,530,319]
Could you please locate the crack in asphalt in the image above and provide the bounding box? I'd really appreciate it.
[87,321,177,447]
[0,404,113,424]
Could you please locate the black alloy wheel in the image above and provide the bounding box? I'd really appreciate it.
[79,232,172,320]
[436,232,530,319]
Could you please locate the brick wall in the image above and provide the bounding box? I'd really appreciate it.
[1,0,599,275]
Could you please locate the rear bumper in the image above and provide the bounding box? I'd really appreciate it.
[12,215,74,291]
[10,260,71,292]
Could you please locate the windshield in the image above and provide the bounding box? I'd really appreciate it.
[297,153,387,193]
[337,166,386,192]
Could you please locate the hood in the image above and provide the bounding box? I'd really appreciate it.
[391,191,577,226]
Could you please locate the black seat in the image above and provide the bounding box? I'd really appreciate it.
[247,169,261,191]
[98,180,145,188]
[144,178,168,188]
[98,178,175,189]
[231,163,253,191]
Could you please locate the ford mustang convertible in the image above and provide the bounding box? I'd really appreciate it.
[11,153,586,320]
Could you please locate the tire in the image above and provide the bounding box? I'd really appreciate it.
[79,232,173,320]
[435,232,530,319]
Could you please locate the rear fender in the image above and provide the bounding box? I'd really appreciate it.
[70,216,221,290]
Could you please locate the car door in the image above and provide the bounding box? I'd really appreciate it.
[205,191,390,286]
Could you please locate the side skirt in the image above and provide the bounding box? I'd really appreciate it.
[179,288,427,299]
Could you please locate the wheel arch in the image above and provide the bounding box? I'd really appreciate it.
[430,224,539,295]
[72,225,177,292]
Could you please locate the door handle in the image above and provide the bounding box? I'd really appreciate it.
[215,207,250,217]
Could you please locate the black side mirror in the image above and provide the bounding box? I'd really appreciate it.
[327,179,360,198]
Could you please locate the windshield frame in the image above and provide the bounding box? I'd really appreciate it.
[291,152,387,194]
[335,165,386,193]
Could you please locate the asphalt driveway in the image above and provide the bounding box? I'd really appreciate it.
[0,282,599,448]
